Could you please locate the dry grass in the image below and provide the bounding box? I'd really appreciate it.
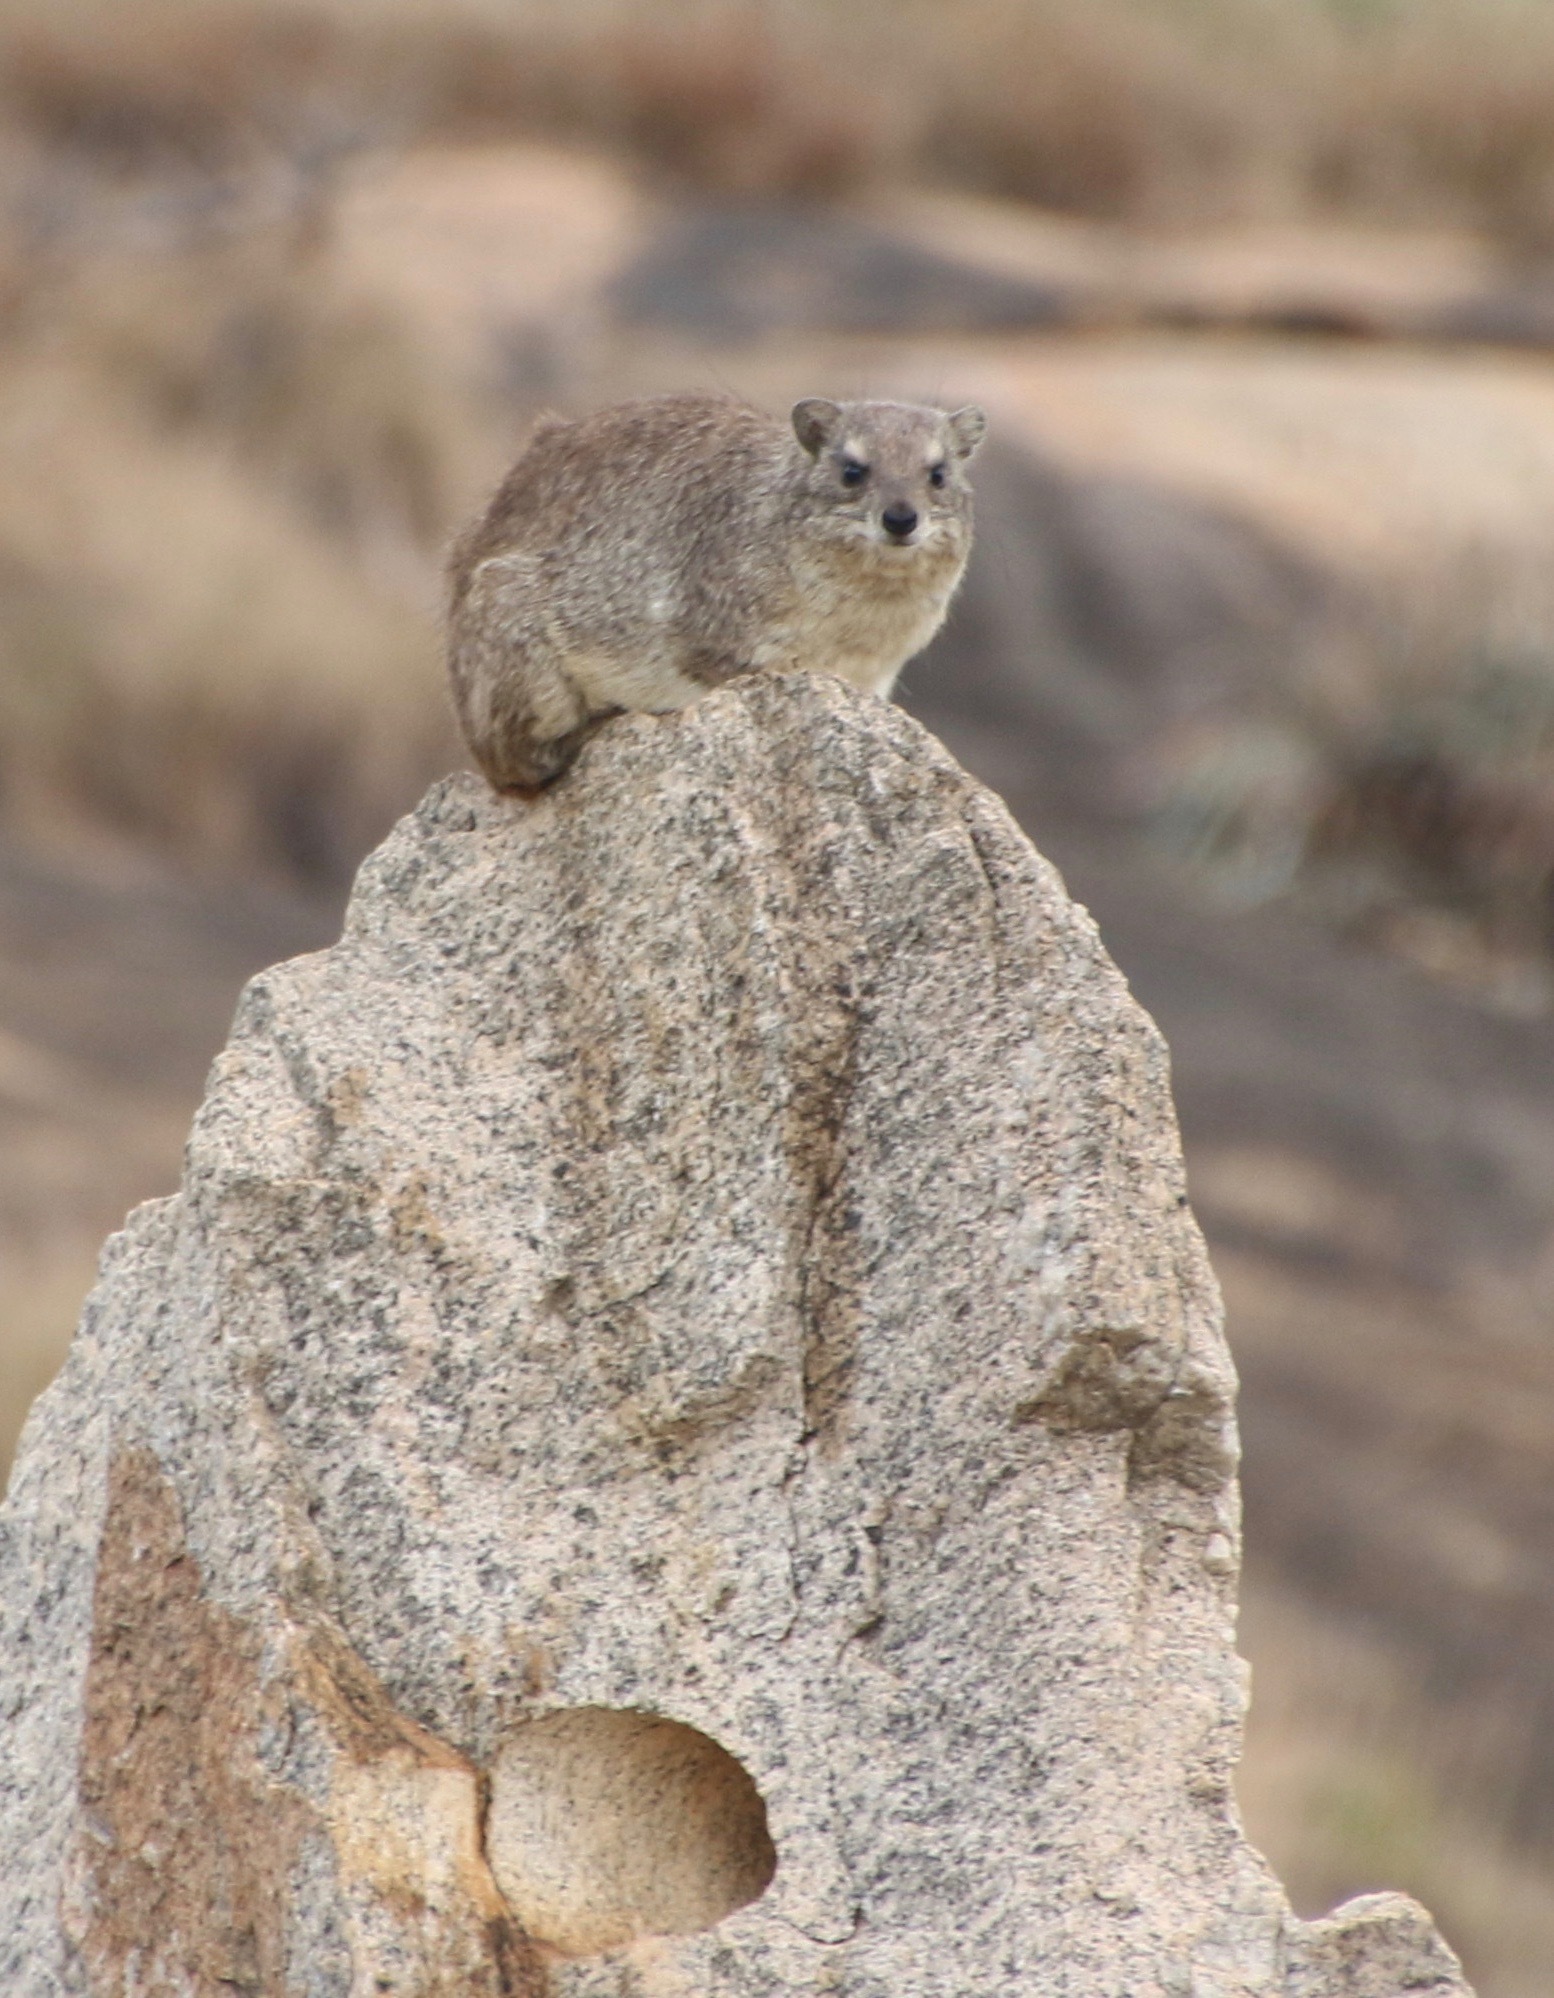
[1150,635,1554,1010]
[6,2,1554,242]
[1311,652,1554,982]
[1239,1584,1554,1998]
[0,223,475,883]
[0,363,452,881]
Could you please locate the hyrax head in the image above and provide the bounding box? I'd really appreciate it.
[791,397,987,554]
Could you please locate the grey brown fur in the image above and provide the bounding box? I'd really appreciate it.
[446,391,986,791]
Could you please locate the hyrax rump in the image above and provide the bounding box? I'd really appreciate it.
[446,391,987,792]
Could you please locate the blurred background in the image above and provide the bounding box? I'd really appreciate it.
[1,0,1553,1986]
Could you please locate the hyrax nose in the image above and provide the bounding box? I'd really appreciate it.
[882,504,918,540]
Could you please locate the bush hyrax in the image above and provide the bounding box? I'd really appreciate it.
[446,391,987,792]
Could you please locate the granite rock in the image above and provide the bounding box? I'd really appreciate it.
[0,674,1470,1995]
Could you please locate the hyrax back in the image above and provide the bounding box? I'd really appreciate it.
[446,391,986,792]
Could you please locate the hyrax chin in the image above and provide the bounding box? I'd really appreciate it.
[445,390,987,793]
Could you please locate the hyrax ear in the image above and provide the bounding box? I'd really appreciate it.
[792,398,844,457]
[946,405,989,460]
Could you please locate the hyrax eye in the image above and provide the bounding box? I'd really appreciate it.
[841,459,869,487]
[928,462,947,489]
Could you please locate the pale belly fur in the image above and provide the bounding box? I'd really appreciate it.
[567,644,709,713]
[564,542,959,713]
[771,541,961,694]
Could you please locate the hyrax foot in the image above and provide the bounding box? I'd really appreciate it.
[481,712,620,798]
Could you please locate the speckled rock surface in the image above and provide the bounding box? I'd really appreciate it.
[0,674,1470,1995]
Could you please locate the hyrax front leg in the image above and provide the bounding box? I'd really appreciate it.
[448,557,596,794]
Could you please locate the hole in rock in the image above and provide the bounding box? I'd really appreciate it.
[485,1706,777,1957]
